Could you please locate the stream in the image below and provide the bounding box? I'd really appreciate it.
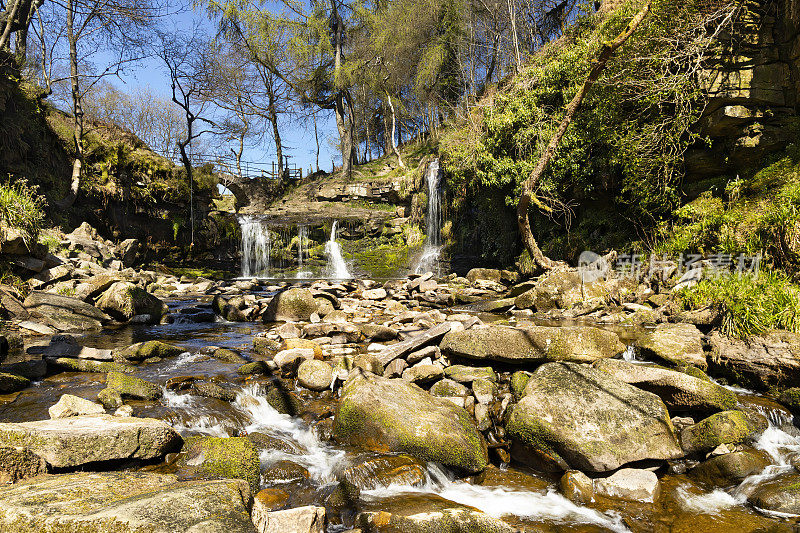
[2,295,799,532]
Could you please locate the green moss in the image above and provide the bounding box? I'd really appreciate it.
[106,371,161,400]
[181,436,261,492]
[680,410,757,453]
[117,341,184,361]
[54,358,134,374]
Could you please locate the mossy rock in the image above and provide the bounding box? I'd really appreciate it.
[95,281,169,322]
[510,371,531,400]
[97,387,123,410]
[53,357,135,374]
[778,387,800,414]
[179,436,261,493]
[680,411,761,454]
[237,361,269,376]
[210,348,248,364]
[266,386,302,416]
[263,288,318,322]
[0,373,29,394]
[117,340,184,362]
[689,448,771,487]
[253,336,281,355]
[747,472,800,514]
[106,371,161,400]
[261,459,310,484]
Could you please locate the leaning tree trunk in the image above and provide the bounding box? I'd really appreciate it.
[59,0,84,209]
[517,0,653,271]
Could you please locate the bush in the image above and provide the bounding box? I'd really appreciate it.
[0,177,46,245]
[678,271,800,339]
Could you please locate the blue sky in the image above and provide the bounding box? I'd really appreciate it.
[96,3,339,175]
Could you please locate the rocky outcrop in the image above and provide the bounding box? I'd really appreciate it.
[634,323,706,369]
[708,329,800,390]
[94,281,168,322]
[334,372,488,473]
[23,291,110,332]
[507,362,683,472]
[0,415,181,468]
[0,472,255,532]
[441,325,624,364]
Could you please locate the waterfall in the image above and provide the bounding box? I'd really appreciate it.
[239,216,271,278]
[296,225,311,278]
[415,159,443,274]
[325,221,351,280]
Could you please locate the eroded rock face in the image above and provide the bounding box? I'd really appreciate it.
[333,372,488,473]
[0,471,255,532]
[708,330,800,390]
[506,362,683,472]
[441,325,624,364]
[178,436,261,493]
[23,291,110,332]
[0,415,181,468]
[593,359,737,412]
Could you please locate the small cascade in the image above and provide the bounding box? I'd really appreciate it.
[325,221,352,280]
[239,216,271,278]
[296,225,312,278]
[415,159,443,274]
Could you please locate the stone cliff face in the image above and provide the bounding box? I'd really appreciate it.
[688,0,800,179]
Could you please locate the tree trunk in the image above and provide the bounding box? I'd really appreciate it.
[266,81,283,181]
[330,0,354,177]
[178,138,194,247]
[0,0,21,51]
[386,92,405,169]
[313,112,320,172]
[59,0,83,209]
[517,0,653,271]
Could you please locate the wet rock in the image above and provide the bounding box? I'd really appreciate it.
[356,504,515,533]
[23,291,110,332]
[507,362,682,472]
[298,359,334,391]
[509,371,530,400]
[334,372,488,473]
[48,394,105,419]
[0,445,48,483]
[264,288,318,322]
[635,323,706,369]
[0,359,46,380]
[593,359,737,412]
[441,325,624,364]
[262,459,311,484]
[680,410,763,454]
[253,487,290,512]
[0,372,29,393]
[274,348,316,372]
[444,365,497,384]
[0,471,254,532]
[238,361,270,375]
[192,381,239,402]
[401,363,444,384]
[342,454,427,490]
[360,323,397,341]
[37,335,113,361]
[689,448,771,486]
[747,472,800,514]
[95,281,168,323]
[117,340,184,362]
[179,436,261,492]
[594,468,659,503]
[560,470,594,504]
[266,386,302,416]
[0,414,181,467]
[253,504,325,533]
[211,347,249,363]
[106,371,162,400]
[708,329,800,390]
[430,378,469,398]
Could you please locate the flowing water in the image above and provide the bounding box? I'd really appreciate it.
[414,159,443,275]
[239,216,272,278]
[3,297,800,531]
[325,221,351,280]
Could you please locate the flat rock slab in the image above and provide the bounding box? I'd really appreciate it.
[441,325,624,364]
[507,362,683,472]
[376,322,454,366]
[0,471,255,532]
[0,414,181,468]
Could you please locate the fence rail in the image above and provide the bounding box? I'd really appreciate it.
[188,154,304,181]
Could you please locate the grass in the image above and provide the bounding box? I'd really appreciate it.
[678,271,800,339]
[0,177,46,246]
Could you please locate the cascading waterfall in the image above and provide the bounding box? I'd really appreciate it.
[296,225,311,278]
[415,159,443,274]
[325,221,352,280]
[239,216,272,278]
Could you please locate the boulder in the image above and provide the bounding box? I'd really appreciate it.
[444,365,497,384]
[179,436,261,492]
[362,288,387,300]
[105,371,162,400]
[356,503,515,533]
[118,238,142,267]
[297,359,334,391]
[0,372,29,393]
[0,224,30,255]
[689,448,771,487]
[0,445,48,483]
[334,372,487,473]
[341,454,426,490]
[95,281,168,323]
[0,415,181,468]
[708,330,800,390]
[360,323,398,341]
[594,468,659,503]
[273,348,316,371]
[48,394,105,419]
[634,323,706,369]
[506,362,683,472]
[263,288,318,322]
[73,274,124,302]
[23,291,110,332]
[253,505,325,533]
[402,363,444,384]
[53,358,134,374]
[37,336,113,361]
[680,410,763,454]
[466,268,503,284]
[560,470,594,504]
[441,325,624,364]
[0,472,255,532]
[430,379,470,398]
[593,359,737,412]
[747,473,800,514]
[513,270,615,310]
[192,382,239,402]
[116,340,185,362]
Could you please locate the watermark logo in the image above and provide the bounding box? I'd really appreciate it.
[578,250,610,283]
[578,252,761,281]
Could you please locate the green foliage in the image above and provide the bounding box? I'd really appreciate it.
[0,177,46,245]
[678,272,800,339]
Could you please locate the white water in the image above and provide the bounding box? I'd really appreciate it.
[239,216,272,278]
[325,221,352,280]
[414,159,443,275]
[364,463,629,531]
[621,345,636,362]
